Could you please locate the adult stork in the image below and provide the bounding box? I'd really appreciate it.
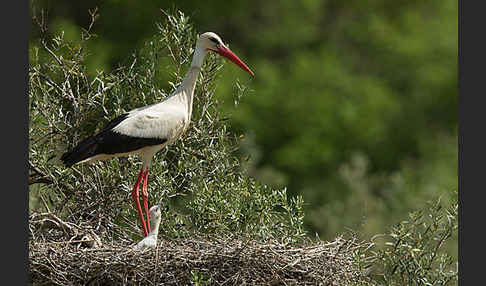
[61,32,254,237]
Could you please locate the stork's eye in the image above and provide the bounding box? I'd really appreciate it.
[209,37,219,44]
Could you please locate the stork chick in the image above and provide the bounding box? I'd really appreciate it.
[134,204,163,250]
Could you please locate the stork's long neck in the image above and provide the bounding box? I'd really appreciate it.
[177,46,207,120]
[149,218,161,236]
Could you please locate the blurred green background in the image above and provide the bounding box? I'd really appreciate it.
[29,0,457,241]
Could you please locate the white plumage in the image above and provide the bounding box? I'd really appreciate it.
[134,204,163,250]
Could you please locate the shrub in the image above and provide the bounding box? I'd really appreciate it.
[353,198,458,285]
[29,9,305,243]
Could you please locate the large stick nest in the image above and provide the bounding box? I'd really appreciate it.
[29,212,371,285]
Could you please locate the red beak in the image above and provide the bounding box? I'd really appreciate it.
[214,45,254,76]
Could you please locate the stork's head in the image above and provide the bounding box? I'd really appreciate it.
[197,32,254,76]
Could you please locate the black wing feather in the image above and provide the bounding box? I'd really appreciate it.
[61,113,167,167]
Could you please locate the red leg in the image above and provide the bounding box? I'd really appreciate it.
[131,167,148,236]
[141,168,151,233]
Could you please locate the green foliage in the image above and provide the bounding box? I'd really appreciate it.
[28,5,458,284]
[29,9,305,243]
[307,133,457,242]
[353,198,458,285]
[191,271,212,286]
[30,0,457,244]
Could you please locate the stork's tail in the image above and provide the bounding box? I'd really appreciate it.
[61,114,131,167]
[61,136,99,167]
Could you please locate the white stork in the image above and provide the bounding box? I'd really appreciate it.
[61,32,254,237]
